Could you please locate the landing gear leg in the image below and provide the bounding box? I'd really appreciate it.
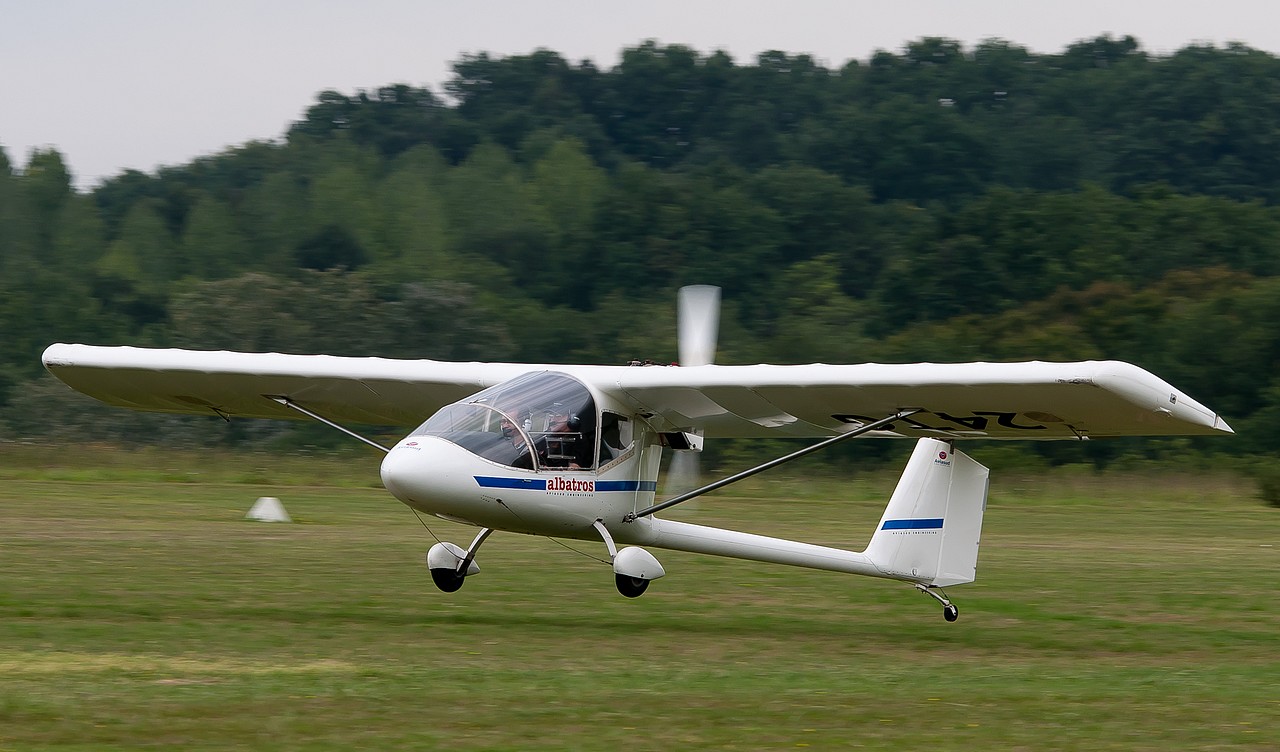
[593,519,665,598]
[915,584,959,622]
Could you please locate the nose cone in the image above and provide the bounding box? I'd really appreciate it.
[380,441,428,503]
[381,436,488,511]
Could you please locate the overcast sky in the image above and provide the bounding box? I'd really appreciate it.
[4,0,1278,189]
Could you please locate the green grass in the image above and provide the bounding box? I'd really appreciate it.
[1,445,1277,750]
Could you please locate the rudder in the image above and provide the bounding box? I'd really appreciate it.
[863,438,989,587]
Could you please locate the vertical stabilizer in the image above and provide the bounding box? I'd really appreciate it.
[863,438,988,586]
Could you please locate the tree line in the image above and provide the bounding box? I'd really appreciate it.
[2,36,1279,464]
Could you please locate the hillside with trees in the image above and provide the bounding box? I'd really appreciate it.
[3,35,1279,464]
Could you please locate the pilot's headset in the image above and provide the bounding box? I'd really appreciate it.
[549,404,581,433]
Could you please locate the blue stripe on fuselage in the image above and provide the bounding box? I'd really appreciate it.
[880,518,944,530]
[472,477,656,492]
[474,476,547,490]
[595,480,658,492]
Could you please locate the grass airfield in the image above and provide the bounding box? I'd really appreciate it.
[2,445,1277,750]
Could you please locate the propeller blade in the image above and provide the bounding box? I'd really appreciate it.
[666,285,719,498]
[677,285,721,367]
[665,450,701,499]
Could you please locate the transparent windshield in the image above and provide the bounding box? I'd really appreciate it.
[412,372,597,470]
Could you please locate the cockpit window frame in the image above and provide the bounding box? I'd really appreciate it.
[412,371,602,472]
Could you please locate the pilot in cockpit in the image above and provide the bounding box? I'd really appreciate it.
[499,408,535,468]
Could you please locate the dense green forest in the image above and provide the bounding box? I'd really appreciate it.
[3,36,1279,464]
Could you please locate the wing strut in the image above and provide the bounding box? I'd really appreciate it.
[267,396,391,453]
[623,410,922,522]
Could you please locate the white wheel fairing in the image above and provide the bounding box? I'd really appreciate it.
[426,541,480,575]
[613,546,666,581]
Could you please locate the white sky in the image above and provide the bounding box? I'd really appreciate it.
[3,0,1278,189]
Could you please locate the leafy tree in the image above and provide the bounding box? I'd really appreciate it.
[180,192,251,278]
[289,85,471,161]
[50,194,108,274]
[21,148,74,252]
[367,145,455,286]
[293,224,368,272]
[239,170,310,273]
[442,142,546,290]
[748,165,881,297]
[93,198,175,327]
[93,169,160,236]
[381,281,516,361]
[766,256,876,363]
[306,150,381,261]
[448,49,598,155]
[0,147,37,275]
[601,42,731,167]
[169,272,326,353]
[592,162,702,301]
[525,137,607,307]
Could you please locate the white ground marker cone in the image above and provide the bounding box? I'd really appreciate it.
[245,496,291,522]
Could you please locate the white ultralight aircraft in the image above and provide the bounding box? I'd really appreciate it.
[41,286,1232,621]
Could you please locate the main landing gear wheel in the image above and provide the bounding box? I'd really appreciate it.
[615,574,650,598]
[430,567,466,593]
[614,575,650,598]
[943,604,959,622]
[425,535,488,594]
[594,526,665,599]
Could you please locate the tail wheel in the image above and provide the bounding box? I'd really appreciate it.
[615,574,650,598]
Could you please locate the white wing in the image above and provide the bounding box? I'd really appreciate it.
[42,344,533,426]
[604,360,1232,439]
[43,344,1232,439]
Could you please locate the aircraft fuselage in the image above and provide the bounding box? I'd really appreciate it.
[380,433,664,544]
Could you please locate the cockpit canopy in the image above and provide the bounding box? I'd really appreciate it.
[412,371,598,471]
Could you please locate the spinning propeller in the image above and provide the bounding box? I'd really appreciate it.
[666,285,721,496]
[677,284,721,369]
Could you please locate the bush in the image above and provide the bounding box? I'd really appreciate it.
[1252,464,1280,508]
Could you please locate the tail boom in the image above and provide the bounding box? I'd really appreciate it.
[622,438,989,588]
[632,518,885,578]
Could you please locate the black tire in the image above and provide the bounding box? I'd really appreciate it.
[431,567,465,593]
[943,604,959,622]
[615,574,650,598]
